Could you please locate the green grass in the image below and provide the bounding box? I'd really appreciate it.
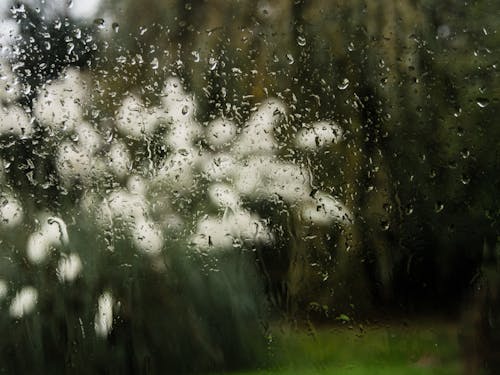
[217,320,462,375]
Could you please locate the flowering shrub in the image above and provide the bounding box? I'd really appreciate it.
[0,62,350,372]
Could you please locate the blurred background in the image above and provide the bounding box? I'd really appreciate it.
[0,0,498,374]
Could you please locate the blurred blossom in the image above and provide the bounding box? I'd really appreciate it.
[0,194,23,228]
[295,121,343,150]
[206,118,237,148]
[301,192,352,225]
[33,68,88,133]
[0,59,20,102]
[26,216,69,264]
[116,95,159,138]
[0,280,7,300]
[94,291,113,337]
[131,217,163,255]
[0,105,33,137]
[57,253,83,283]
[9,286,38,318]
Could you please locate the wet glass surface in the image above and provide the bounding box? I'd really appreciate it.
[0,1,498,374]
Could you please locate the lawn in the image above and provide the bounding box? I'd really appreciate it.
[224,319,462,375]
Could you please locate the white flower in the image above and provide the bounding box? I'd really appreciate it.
[9,286,38,318]
[107,141,132,179]
[57,253,83,283]
[94,291,113,337]
[200,152,237,181]
[295,121,343,150]
[106,189,148,223]
[233,155,275,196]
[206,118,237,148]
[208,183,240,210]
[161,77,197,121]
[233,98,285,155]
[131,217,163,255]
[301,192,351,225]
[191,215,233,249]
[0,59,20,102]
[26,216,69,264]
[0,194,23,228]
[75,122,103,154]
[56,141,93,183]
[33,68,87,132]
[0,105,33,137]
[155,148,200,190]
[115,95,159,138]
[127,175,147,196]
[0,279,8,300]
[265,161,310,202]
[191,209,272,250]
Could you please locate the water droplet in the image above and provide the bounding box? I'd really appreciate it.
[297,36,306,46]
[461,174,470,185]
[181,105,189,115]
[380,220,390,231]
[94,18,106,30]
[286,53,294,65]
[208,57,218,71]
[112,23,120,33]
[476,97,489,108]
[405,204,414,215]
[150,57,159,70]
[116,56,127,64]
[434,201,444,213]
[191,50,200,63]
[338,78,349,90]
[67,43,75,55]
[67,0,74,9]
[44,41,51,51]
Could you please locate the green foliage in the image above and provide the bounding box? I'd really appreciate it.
[0,220,269,374]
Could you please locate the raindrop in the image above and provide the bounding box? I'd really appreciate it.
[461,174,470,185]
[208,58,218,71]
[94,18,106,30]
[405,204,414,215]
[380,220,390,231]
[286,53,294,65]
[181,105,189,115]
[338,78,349,90]
[44,41,51,51]
[191,51,200,62]
[460,148,470,159]
[112,23,120,33]
[67,0,74,9]
[150,57,159,70]
[434,201,444,213]
[297,36,306,46]
[476,97,489,108]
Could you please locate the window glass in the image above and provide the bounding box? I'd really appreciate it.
[0,1,498,374]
